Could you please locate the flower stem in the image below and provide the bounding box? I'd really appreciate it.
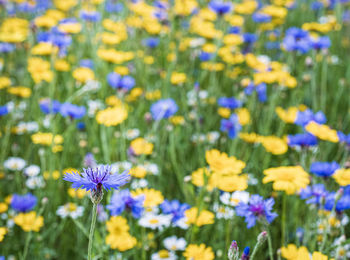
[267,228,274,260]
[88,203,98,260]
[281,193,286,246]
[21,231,32,260]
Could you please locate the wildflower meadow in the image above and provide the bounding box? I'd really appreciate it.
[1,0,350,259]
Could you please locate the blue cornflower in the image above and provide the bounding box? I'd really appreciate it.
[107,72,135,91]
[80,59,94,69]
[142,37,160,48]
[0,105,9,116]
[282,27,312,54]
[208,0,232,15]
[337,131,350,146]
[310,161,340,177]
[105,0,124,13]
[311,36,331,50]
[150,98,178,120]
[252,13,271,23]
[0,42,15,53]
[106,189,144,218]
[199,51,212,62]
[64,165,130,192]
[241,246,250,260]
[294,109,326,126]
[236,195,278,228]
[217,97,242,109]
[243,33,258,44]
[287,133,318,147]
[228,26,241,34]
[59,103,86,119]
[80,10,101,22]
[160,199,190,222]
[300,184,328,206]
[325,190,350,212]
[39,99,61,114]
[11,193,37,212]
[220,114,241,139]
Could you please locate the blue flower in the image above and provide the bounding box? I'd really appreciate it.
[287,133,318,147]
[11,193,37,212]
[236,195,278,228]
[311,36,331,50]
[294,109,326,126]
[199,51,212,62]
[244,83,267,102]
[0,105,9,116]
[241,246,250,260]
[64,165,130,191]
[80,10,101,22]
[142,37,160,48]
[217,97,242,109]
[220,114,241,139]
[300,184,328,205]
[39,99,61,114]
[80,59,94,69]
[282,27,311,54]
[324,190,350,212]
[337,131,350,146]
[160,199,190,222]
[107,189,144,218]
[107,72,135,91]
[208,0,233,15]
[150,98,178,120]
[0,42,15,53]
[310,161,339,177]
[252,13,271,23]
[60,103,86,119]
[105,1,124,13]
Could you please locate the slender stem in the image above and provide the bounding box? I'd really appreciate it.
[281,194,286,246]
[88,203,98,260]
[21,231,32,260]
[250,239,264,260]
[266,228,274,260]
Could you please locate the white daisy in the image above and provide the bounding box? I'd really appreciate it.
[131,178,149,189]
[24,165,40,177]
[139,214,172,230]
[173,217,189,230]
[163,236,187,251]
[213,203,235,219]
[4,157,26,171]
[151,250,177,260]
[26,176,45,189]
[125,128,140,140]
[220,191,250,207]
[56,203,84,219]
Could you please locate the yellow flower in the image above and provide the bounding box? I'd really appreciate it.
[0,203,8,213]
[333,169,350,186]
[131,188,164,207]
[0,18,29,43]
[205,149,246,175]
[185,207,215,226]
[305,121,339,143]
[275,106,298,123]
[31,42,58,56]
[171,72,187,85]
[114,66,129,75]
[68,188,88,199]
[58,22,82,34]
[27,57,53,83]
[260,136,288,155]
[281,244,331,260]
[106,216,130,235]
[145,90,161,100]
[14,211,44,232]
[96,106,128,127]
[0,76,11,89]
[239,132,261,143]
[130,166,147,178]
[54,0,77,11]
[183,244,215,260]
[54,59,70,71]
[218,108,231,118]
[169,115,185,125]
[130,138,153,155]
[216,174,248,192]
[72,67,95,83]
[236,108,251,125]
[0,227,7,242]
[191,167,216,191]
[105,96,123,107]
[7,86,32,98]
[263,166,310,195]
[106,232,137,251]
[174,0,198,16]
[31,132,63,146]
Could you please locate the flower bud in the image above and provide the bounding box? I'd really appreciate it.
[228,240,239,260]
[90,185,104,204]
[257,231,267,245]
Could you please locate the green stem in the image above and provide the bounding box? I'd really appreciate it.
[281,194,286,246]
[267,228,274,260]
[21,231,32,260]
[88,203,98,260]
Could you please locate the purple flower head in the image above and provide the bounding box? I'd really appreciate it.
[300,184,328,205]
[236,195,278,228]
[220,114,241,139]
[106,189,144,218]
[150,98,178,120]
[287,133,318,147]
[11,193,37,212]
[60,103,86,119]
[160,199,190,222]
[217,97,242,109]
[208,0,233,15]
[310,161,340,177]
[64,165,130,192]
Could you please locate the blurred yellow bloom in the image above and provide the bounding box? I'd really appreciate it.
[0,203,8,213]
[275,106,298,123]
[305,121,339,143]
[260,136,288,155]
[54,0,77,11]
[130,166,147,178]
[0,18,29,43]
[27,57,53,83]
[0,227,7,242]
[236,108,251,125]
[171,72,187,85]
[191,167,216,191]
[263,166,310,195]
[239,132,261,143]
[174,0,198,16]
[216,174,248,192]
[183,244,215,260]
[68,188,88,199]
[333,169,350,186]
[105,216,137,251]
[218,108,230,118]
[0,76,11,89]
[31,42,58,55]
[169,115,185,125]
[14,212,44,232]
[281,244,331,260]
[206,149,246,175]
[54,59,70,71]
[7,86,31,98]
[31,132,63,146]
[131,188,164,207]
[72,67,95,83]
[130,138,153,155]
[185,207,214,226]
[96,106,128,127]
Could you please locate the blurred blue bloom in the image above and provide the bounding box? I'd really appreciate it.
[80,10,101,22]
[252,13,271,23]
[337,131,350,146]
[311,1,324,10]
[142,37,160,48]
[243,33,258,44]
[300,184,328,205]
[325,190,350,211]
[107,189,144,218]
[39,99,61,114]
[287,133,318,147]
[76,121,85,130]
[64,165,130,191]
[217,97,242,109]
[160,199,190,222]
[60,103,86,119]
[80,59,94,69]
[220,114,241,139]
[241,246,250,260]
[282,27,311,54]
[295,109,326,126]
[150,98,178,120]
[0,42,15,53]
[208,0,232,15]
[244,83,267,102]
[236,195,278,228]
[228,26,241,34]
[11,193,37,212]
[107,72,135,91]
[0,105,9,116]
[105,1,124,13]
[199,51,212,62]
[311,36,331,50]
[310,161,339,177]
[84,153,97,168]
